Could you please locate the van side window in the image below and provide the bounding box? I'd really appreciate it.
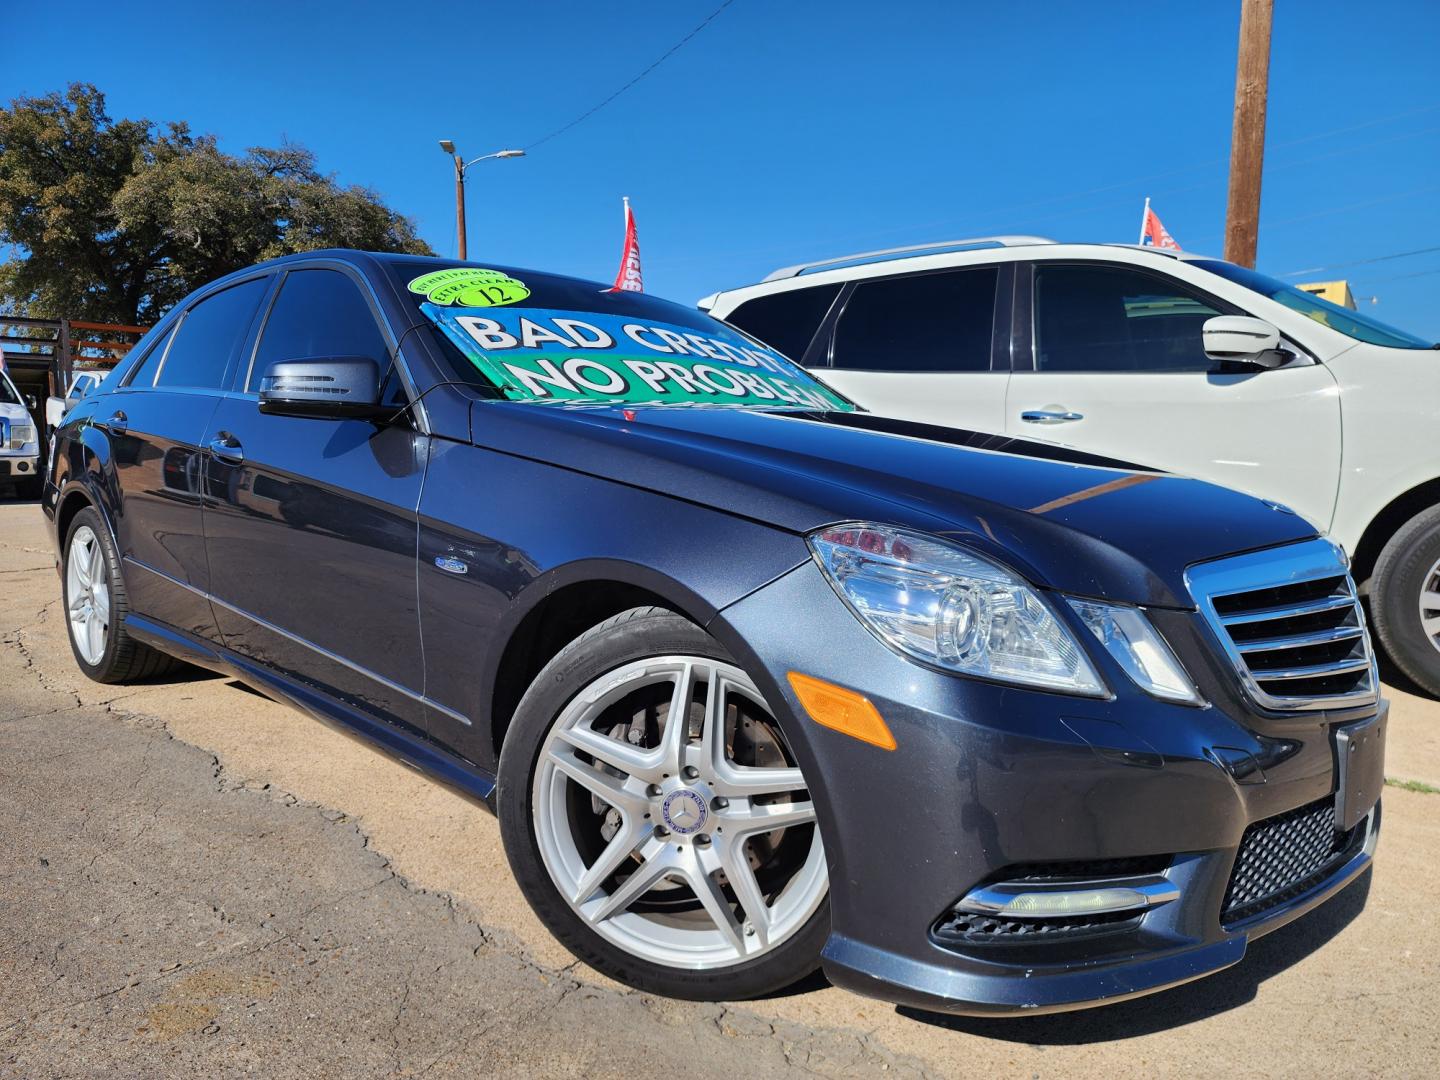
[155,279,269,389]
[1034,265,1223,373]
[722,284,841,362]
[832,268,997,372]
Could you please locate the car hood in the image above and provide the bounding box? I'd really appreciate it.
[465,401,1316,607]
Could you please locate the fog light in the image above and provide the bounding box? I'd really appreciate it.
[958,876,1178,917]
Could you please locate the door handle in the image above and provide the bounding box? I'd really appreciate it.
[1020,409,1084,425]
[207,431,245,464]
[98,410,128,435]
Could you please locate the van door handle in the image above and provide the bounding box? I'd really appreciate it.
[1020,409,1084,425]
[98,410,127,435]
[207,432,244,464]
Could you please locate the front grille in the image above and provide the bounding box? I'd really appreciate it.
[1222,795,1366,924]
[1188,538,1377,711]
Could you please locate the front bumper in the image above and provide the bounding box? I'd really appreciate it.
[712,559,1385,1017]
[0,453,40,482]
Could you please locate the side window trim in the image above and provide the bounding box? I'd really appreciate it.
[121,320,181,388]
[990,263,1016,373]
[798,284,850,369]
[1027,259,1245,375]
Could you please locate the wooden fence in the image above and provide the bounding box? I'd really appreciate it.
[0,317,149,449]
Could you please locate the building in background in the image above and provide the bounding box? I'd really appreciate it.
[1296,280,1357,310]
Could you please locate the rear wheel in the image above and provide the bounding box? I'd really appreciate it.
[62,506,180,684]
[1372,505,1440,698]
[498,606,828,1000]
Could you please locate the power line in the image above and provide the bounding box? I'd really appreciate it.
[525,1,737,151]
[1350,266,1440,286]
[1282,244,1440,277]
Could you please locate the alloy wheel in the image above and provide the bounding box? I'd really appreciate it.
[66,524,111,667]
[1419,557,1440,656]
[532,656,826,970]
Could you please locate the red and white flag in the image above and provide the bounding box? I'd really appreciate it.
[609,196,644,292]
[1138,197,1181,250]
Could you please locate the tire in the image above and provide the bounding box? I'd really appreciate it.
[62,506,182,684]
[497,606,829,1000]
[1371,504,1440,698]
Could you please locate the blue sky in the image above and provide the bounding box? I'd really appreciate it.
[4,0,1438,337]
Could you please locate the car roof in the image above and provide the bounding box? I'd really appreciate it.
[701,238,1218,308]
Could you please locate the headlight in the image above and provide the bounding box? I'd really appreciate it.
[9,421,35,449]
[1067,599,1202,705]
[809,523,1105,696]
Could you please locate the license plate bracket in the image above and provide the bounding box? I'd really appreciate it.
[1334,704,1387,832]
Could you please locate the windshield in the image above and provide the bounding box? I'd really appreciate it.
[387,259,853,412]
[0,370,21,406]
[1194,260,1434,350]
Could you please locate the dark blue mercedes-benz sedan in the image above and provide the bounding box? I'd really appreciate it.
[44,250,1386,1015]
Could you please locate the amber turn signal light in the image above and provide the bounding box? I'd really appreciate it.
[786,672,896,751]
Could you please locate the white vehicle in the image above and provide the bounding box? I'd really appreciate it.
[1,364,41,498]
[704,237,1440,695]
[45,370,104,432]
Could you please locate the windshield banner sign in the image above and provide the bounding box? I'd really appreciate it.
[422,304,853,411]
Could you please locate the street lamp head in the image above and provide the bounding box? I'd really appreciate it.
[438,139,456,155]
[497,149,526,159]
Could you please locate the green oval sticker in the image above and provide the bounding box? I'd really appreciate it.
[408,268,531,307]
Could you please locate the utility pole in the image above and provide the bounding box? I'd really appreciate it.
[1223,0,1273,268]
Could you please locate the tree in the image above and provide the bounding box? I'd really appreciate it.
[0,84,432,325]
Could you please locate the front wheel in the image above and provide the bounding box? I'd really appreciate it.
[1372,504,1440,698]
[498,607,829,1000]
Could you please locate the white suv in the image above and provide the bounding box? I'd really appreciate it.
[703,237,1440,695]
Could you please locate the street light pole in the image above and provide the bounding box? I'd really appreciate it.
[438,140,525,261]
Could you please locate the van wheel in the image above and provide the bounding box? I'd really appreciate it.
[1371,505,1440,698]
[497,606,829,1000]
[62,507,181,684]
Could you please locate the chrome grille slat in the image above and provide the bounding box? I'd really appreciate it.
[1237,626,1366,653]
[1251,657,1374,681]
[1218,594,1355,625]
[1187,539,1379,712]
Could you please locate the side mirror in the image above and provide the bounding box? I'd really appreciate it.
[257,356,390,420]
[1202,315,1291,370]
[24,393,38,410]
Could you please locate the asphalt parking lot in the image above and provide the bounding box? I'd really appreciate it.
[2,500,1438,1078]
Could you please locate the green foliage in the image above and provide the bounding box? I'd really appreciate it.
[0,84,432,324]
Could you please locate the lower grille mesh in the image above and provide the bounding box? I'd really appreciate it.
[934,908,1140,945]
[1222,796,1365,924]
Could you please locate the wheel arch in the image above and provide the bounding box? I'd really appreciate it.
[485,560,724,764]
[1351,476,1440,590]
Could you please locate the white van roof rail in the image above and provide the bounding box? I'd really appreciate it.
[761,236,1056,282]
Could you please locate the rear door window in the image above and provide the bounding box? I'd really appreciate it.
[722,284,841,362]
[831,267,998,372]
[1033,264,1224,373]
[156,278,268,389]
